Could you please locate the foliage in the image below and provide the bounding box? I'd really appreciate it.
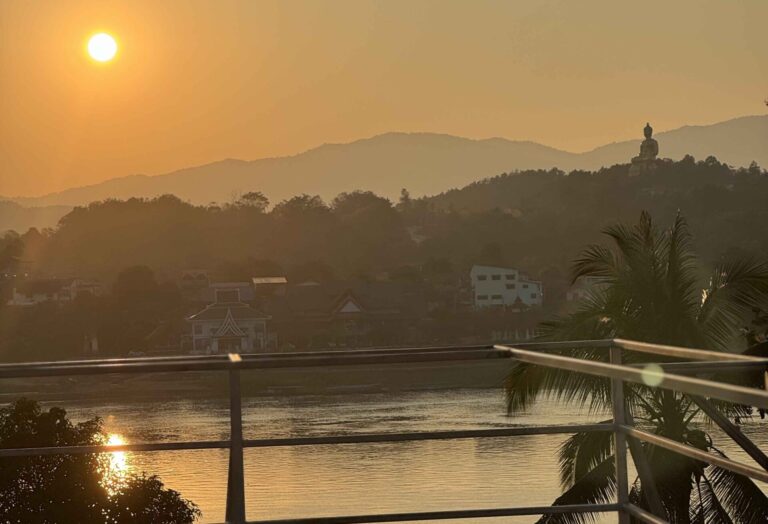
[0,398,200,523]
[13,156,765,287]
[1,156,768,359]
[505,212,768,523]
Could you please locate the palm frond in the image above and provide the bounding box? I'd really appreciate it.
[504,352,612,414]
[536,455,616,524]
[571,245,620,283]
[699,258,768,350]
[689,474,734,524]
[557,424,613,488]
[706,459,768,523]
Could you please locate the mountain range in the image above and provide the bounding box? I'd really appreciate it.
[1,114,766,231]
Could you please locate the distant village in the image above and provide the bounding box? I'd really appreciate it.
[2,263,601,357]
[3,123,741,360]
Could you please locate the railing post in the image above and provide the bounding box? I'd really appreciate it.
[610,345,630,524]
[225,354,246,524]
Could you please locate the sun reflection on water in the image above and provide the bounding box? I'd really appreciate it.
[102,433,131,493]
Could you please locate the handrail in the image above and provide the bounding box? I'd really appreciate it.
[0,424,613,458]
[0,348,512,379]
[242,503,622,524]
[620,426,768,483]
[0,344,496,370]
[3,338,768,524]
[495,345,768,409]
[612,338,758,362]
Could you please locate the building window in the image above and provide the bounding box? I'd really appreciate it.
[522,284,529,289]
[505,274,515,280]
[477,295,488,300]
[531,293,538,299]
[194,324,202,335]
[491,294,502,300]
[491,275,501,280]
[506,283,516,290]
[477,275,487,281]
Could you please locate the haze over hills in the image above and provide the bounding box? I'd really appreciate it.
[1,114,766,231]
[0,202,73,234]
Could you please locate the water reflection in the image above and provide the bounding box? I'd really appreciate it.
[56,389,768,524]
[102,433,130,493]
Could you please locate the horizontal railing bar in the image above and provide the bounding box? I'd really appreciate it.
[0,349,513,379]
[497,339,615,350]
[1,338,759,379]
[243,424,614,448]
[243,503,621,524]
[497,345,768,408]
[0,424,613,458]
[630,360,768,374]
[621,426,768,483]
[624,503,668,524]
[245,344,494,358]
[0,354,229,369]
[0,345,501,371]
[613,338,757,362]
[0,440,231,458]
[0,341,617,377]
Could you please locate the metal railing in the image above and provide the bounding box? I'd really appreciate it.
[0,340,767,523]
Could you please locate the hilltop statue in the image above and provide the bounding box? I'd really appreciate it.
[629,122,659,176]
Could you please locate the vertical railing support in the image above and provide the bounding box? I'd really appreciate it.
[610,345,630,524]
[626,411,668,519]
[225,353,246,524]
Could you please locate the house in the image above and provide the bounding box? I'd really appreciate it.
[469,265,543,309]
[566,276,608,302]
[187,283,269,354]
[7,278,101,306]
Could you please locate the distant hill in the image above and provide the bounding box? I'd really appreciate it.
[579,115,768,170]
[0,201,72,233]
[4,114,766,209]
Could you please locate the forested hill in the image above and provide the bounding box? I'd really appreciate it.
[2,156,767,288]
[418,155,768,264]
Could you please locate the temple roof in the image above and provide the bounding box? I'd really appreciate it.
[187,302,268,322]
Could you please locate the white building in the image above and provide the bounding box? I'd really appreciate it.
[7,278,102,306]
[470,265,543,309]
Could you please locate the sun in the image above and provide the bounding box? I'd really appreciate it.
[87,33,118,62]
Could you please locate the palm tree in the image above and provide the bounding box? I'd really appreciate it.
[505,211,768,523]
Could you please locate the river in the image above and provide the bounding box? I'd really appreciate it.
[56,388,767,523]
[5,366,768,523]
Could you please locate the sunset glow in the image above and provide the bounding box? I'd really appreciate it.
[0,2,767,520]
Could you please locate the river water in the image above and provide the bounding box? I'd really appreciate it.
[46,385,765,524]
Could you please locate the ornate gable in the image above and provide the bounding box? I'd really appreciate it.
[214,308,246,337]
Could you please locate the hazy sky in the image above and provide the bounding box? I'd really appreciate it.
[1,0,766,196]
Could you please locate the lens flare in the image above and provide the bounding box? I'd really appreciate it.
[641,364,665,387]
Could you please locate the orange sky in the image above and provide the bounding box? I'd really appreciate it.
[1,0,766,197]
